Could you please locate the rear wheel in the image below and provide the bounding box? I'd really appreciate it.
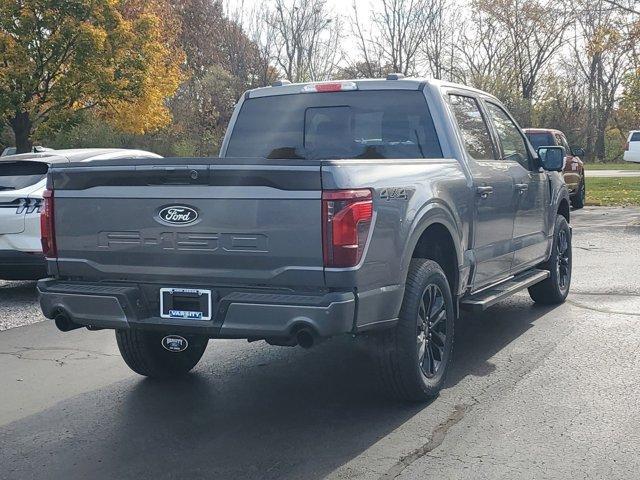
[571,179,585,209]
[528,215,572,304]
[375,259,455,402]
[116,329,208,378]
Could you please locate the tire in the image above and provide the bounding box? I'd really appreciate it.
[375,259,455,402]
[528,215,572,305]
[571,179,585,209]
[115,329,208,378]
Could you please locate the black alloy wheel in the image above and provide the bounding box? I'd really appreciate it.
[556,228,571,295]
[417,284,448,378]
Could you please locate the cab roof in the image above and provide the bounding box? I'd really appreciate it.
[246,77,500,103]
[524,128,564,135]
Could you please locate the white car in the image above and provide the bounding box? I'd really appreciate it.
[1,146,54,157]
[0,148,162,280]
[623,130,640,163]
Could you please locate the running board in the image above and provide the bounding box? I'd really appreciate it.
[461,269,550,313]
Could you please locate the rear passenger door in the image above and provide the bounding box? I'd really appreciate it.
[448,94,516,290]
[484,102,550,273]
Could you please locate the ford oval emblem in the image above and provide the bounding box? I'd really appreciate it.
[158,205,199,225]
[162,335,189,352]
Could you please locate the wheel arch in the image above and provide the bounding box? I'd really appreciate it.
[402,204,463,297]
[558,197,570,223]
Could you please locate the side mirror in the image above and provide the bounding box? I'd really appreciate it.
[537,146,565,172]
[571,146,585,157]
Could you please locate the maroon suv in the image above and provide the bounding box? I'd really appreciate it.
[525,128,585,209]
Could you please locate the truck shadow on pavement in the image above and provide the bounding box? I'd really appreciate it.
[2,296,557,480]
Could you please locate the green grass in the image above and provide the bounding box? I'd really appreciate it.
[584,162,640,170]
[586,177,640,206]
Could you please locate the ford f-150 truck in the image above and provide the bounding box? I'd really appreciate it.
[37,77,572,401]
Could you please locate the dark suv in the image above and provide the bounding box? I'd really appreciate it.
[524,128,586,209]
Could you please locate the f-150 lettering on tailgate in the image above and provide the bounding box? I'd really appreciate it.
[97,231,269,253]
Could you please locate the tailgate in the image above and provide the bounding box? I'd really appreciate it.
[50,159,325,287]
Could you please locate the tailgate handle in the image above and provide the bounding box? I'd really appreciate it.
[139,166,208,185]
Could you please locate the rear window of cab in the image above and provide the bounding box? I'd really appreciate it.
[525,132,556,150]
[226,90,443,160]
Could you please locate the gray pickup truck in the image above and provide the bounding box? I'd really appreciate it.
[38,77,572,401]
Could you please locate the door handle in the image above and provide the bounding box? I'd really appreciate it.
[515,183,529,195]
[476,186,494,199]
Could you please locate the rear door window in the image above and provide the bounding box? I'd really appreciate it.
[226,90,443,159]
[448,94,496,160]
[630,132,640,142]
[0,161,48,191]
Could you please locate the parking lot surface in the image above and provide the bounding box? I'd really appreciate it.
[1,206,639,480]
[0,280,39,331]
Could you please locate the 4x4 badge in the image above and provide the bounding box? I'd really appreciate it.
[380,187,408,201]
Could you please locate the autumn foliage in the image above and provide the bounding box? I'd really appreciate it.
[0,0,183,152]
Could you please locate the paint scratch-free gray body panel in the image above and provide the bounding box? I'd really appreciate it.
[39,78,569,339]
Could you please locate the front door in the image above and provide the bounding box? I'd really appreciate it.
[448,94,516,290]
[485,102,550,272]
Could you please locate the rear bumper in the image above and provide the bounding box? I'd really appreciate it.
[0,250,46,280]
[37,279,356,339]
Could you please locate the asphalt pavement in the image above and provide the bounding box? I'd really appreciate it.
[0,280,39,331]
[1,206,639,480]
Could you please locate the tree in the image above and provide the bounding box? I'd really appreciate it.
[532,72,589,147]
[454,12,518,95]
[226,2,279,87]
[171,65,240,156]
[103,0,184,135]
[350,0,438,77]
[618,68,640,131]
[167,0,276,156]
[422,0,456,80]
[269,0,342,82]
[229,4,279,86]
[570,0,638,160]
[475,0,569,124]
[0,0,183,153]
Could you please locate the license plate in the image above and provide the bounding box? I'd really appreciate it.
[160,288,213,321]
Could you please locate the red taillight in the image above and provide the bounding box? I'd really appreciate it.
[625,141,630,151]
[40,189,57,258]
[322,189,373,268]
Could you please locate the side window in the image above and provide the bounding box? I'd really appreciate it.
[485,103,529,167]
[554,134,563,147]
[448,94,495,160]
[560,134,571,153]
